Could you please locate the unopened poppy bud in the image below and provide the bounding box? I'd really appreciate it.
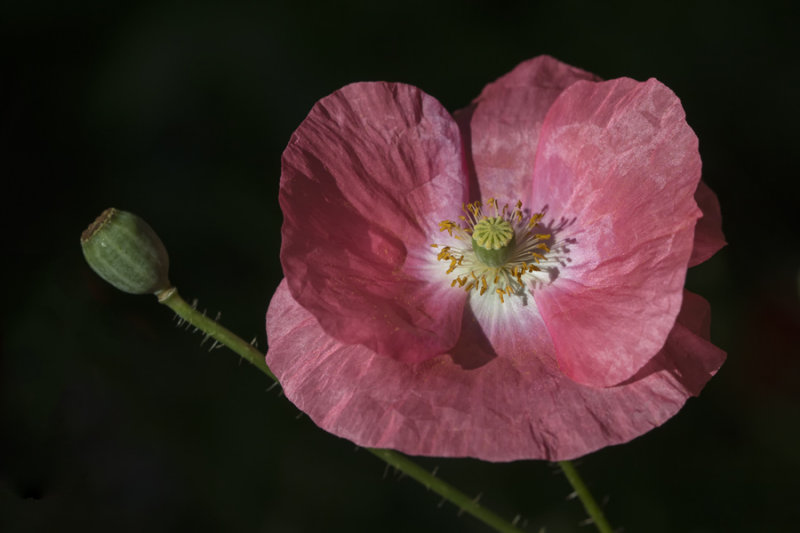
[81,208,171,294]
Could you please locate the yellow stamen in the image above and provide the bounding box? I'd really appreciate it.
[433,200,551,303]
[527,214,544,229]
[439,220,459,236]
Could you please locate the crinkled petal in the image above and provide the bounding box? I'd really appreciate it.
[621,290,726,395]
[532,78,702,387]
[266,280,725,461]
[280,82,468,363]
[455,55,599,201]
[690,180,726,266]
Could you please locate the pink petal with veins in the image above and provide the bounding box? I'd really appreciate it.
[280,82,468,363]
[456,55,599,202]
[690,180,726,266]
[532,78,702,387]
[266,280,725,461]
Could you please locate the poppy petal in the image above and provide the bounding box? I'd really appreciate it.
[456,55,599,202]
[531,77,702,387]
[280,82,468,363]
[690,180,726,266]
[266,281,725,461]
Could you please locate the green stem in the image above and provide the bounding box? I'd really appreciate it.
[369,448,523,533]
[157,287,276,380]
[558,460,614,533]
[156,287,523,533]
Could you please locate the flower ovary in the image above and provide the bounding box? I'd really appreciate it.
[471,217,515,267]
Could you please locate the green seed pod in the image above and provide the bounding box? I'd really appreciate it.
[81,208,171,294]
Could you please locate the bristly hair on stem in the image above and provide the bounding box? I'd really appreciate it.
[558,460,615,533]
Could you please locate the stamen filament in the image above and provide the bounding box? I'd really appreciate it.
[432,198,552,303]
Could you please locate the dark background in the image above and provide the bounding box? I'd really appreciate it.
[2,1,799,531]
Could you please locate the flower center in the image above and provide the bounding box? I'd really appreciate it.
[432,199,553,303]
[471,217,515,267]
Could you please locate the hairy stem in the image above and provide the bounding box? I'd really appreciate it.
[157,287,276,380]
[156,286,523,533]
[370,448,524,533]
[558,460,614,533]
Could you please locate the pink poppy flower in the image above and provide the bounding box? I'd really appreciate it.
[266,56,726,461]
